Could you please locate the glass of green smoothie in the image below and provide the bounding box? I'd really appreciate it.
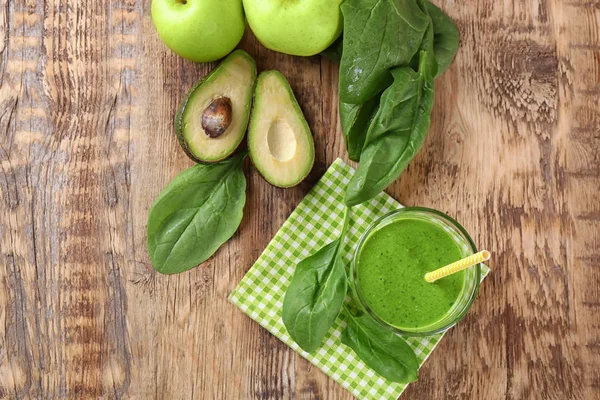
[350,207,481,336]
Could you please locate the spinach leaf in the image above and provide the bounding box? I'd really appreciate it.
[147,152,246,274]
[425,0,459,76]
[339,0,430,105]
[410,0,438,76]
[282,210,350,352]
[345,51,434,206]
[339,95,380,162]
[342,309,419,383]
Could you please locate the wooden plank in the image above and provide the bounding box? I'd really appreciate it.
[0,0,598,399]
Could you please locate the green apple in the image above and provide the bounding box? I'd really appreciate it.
[243,0,343,57]
[151,0,245,63]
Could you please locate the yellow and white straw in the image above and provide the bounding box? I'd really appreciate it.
[424,250,491,283]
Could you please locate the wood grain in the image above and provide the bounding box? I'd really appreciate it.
[0,0,598,399]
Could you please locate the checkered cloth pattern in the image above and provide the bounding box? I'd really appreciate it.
[229,159,489,399]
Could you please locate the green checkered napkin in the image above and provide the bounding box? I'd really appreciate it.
[229,159,489,399]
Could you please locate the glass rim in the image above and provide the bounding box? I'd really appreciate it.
[351,206,481,337]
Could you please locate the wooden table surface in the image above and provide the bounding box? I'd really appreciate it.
[1,1,599,399]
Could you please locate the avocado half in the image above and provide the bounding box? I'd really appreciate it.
[248,71,315,187]
[175,50,257,163]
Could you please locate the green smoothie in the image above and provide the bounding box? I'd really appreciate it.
[356,217,465,330]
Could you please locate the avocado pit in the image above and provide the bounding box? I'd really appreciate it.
[202,97,232,138]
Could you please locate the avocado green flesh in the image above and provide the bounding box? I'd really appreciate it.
[248,71,315,187]
[177,50,257,162]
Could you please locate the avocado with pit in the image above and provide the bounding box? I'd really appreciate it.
[248,71,315,187]
[176,50,257,163]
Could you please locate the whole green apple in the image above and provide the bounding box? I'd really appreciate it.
[243,0,343,57]
[151,0,245,63]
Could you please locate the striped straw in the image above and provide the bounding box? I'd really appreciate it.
[424,250,491,283]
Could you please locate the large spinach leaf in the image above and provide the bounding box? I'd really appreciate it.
[345,51,434,206]
[281,240,347,352]
[339,0,430,105]
[426,0,459,76]
[282,211,349,352]
[147,152,246,274]
[339,95,380,162]
[342,310,419,383]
